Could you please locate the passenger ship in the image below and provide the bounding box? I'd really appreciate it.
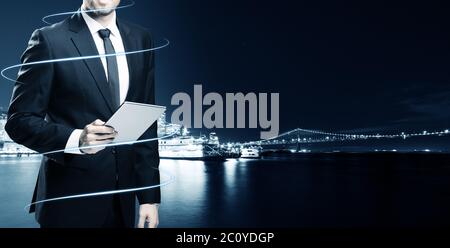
[159,132,225,160]
[156,113,226,160]
[240,147,261,158]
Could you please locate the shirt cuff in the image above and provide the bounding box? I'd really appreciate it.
[64,129,84,154]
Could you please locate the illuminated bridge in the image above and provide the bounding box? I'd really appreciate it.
[235,127,450,153]
[246,128,450,145]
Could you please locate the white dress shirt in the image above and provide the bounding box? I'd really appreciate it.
[65,9,130,154]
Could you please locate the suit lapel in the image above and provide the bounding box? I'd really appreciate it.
[117,19,137,102]
[69,13,115,113]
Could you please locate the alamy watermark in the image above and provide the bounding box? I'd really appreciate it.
[170,85,279,139]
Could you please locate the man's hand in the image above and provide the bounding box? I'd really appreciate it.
[138,204,160,228]
[79,119,117,154]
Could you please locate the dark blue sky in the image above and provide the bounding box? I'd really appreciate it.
[1,0,450,141]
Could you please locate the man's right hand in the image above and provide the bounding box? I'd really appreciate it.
[79,119,117,154]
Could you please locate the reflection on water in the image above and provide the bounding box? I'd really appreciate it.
[0,157,41,228]
[1,154,450,228]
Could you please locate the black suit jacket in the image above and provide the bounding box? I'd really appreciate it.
[5,12,160,228]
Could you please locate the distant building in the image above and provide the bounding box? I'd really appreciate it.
[157,112,182,137]
[0,114,40,154]
[0,113,12,143]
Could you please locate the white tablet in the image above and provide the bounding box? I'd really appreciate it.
[105,101,166,143]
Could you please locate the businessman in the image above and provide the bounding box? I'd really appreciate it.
[5,0,160,228]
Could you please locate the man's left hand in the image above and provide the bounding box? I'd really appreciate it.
[138,204,160,228]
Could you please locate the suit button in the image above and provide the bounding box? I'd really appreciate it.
[112,148,117,155]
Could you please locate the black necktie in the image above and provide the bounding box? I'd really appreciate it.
[98,28,120,109]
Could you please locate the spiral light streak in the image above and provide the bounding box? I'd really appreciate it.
[0,1,175,211]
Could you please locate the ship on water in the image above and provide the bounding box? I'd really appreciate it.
[240,147,261,158]
[157,113,227,160]
[158,132,226,160]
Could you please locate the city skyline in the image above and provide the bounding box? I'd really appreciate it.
[2,110,449,153]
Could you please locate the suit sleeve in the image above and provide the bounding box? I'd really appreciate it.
[5,29,74,164]
[134,33,161,204]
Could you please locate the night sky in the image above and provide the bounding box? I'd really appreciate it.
[1,0,450,141]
